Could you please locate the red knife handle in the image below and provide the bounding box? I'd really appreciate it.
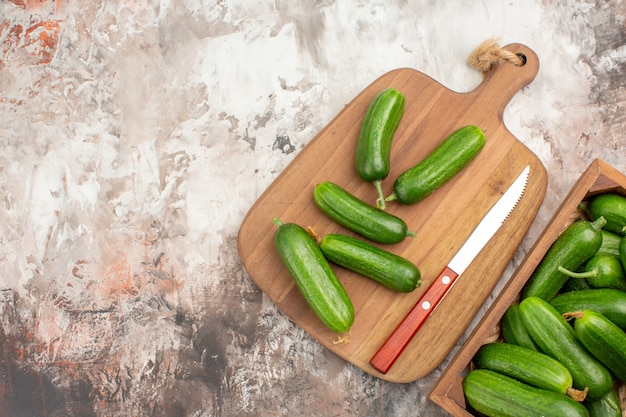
[369,265,460,374]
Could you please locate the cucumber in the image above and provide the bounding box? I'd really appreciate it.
[574,309,626,382]
[619,235,626,273]
[385,125,485,205]
[500,303,540,351]
[585,255,625,290]
[598,229,622,257]
[559,254,626,291]
[521,217,606,301]
[319,233,421,293]
[462,369,590,417]
[550,288,626,329]
[273,218,354,333]
[472,342,583,398]
[313,181,415,244]
[584,389,622,417]
[355,88,406,208]
[519,296,613,401]
[586,193,626,235]
[562,276,592,292]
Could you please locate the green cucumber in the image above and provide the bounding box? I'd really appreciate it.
[472,342,583,398]
[550,288,626,329]
[521,217,606,301]
[598,229,622,257]
[584,389,622,417]
[273,218,354,333]
[519,296,613,401]
[574,309,626,382]
[319,233,420,293]
[385,125,486,205]
[585,193,626,235]
[355,88,406,208]
[462,369,590,417]
[619,235,626,273]
[562,276,592,292]
[559,254,626,291]
[313,181,415,244]
[500,303,540,351]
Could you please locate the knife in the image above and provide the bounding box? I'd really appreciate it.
[369,165,530,374]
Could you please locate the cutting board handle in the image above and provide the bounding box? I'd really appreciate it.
[469,43,539,117]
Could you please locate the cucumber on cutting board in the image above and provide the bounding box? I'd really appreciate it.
[273,218,354,333]
[319,233,420,292]
[385,125,486,205]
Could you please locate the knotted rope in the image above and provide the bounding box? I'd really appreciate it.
[468,38,525,73]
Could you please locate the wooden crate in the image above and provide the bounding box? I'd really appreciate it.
[430,158,626,416]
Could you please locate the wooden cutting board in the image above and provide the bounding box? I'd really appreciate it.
[237,43,547,383]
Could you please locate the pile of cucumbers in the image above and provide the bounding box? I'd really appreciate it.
[273,87,486,334]
[463,192,626,417]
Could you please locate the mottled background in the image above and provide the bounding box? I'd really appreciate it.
[0,1,625,416]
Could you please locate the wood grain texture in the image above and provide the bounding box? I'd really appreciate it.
[430,159,626,415]
[237,43,548,382]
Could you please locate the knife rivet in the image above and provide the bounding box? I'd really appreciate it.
[421,301,431,310]
[442,275,451,285]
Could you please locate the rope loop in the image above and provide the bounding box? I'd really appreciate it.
[468,38,525,73]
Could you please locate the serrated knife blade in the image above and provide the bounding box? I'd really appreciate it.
[369,165,530,374]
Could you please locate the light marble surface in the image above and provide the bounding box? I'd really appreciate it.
[1,1,625,416]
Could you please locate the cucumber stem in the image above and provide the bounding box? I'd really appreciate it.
[374,180,386,210]
[558,265,597,279]
[566,387,588,402]
[384,192,398,203]
[562,311,584,321]
[273,217,284,228]
[406,230,416,238]
[306,226,321,243]
[591,216,607,230]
